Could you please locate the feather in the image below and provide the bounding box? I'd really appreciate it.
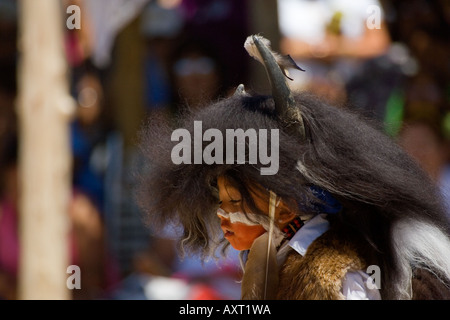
[241,233,279,299]
[233,83,249,97]
[241,191,279,300]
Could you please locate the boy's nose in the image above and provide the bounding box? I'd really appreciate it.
[218,215,231,227]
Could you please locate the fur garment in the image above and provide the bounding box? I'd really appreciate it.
[276,226,367,300]
[276,224,450,300]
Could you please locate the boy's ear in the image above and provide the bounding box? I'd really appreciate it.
[277,210,297,225]
[276,199,298,225]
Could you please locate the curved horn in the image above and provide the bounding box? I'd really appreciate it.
[244,35,306,139]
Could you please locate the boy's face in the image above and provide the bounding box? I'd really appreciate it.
[216,176,267,251]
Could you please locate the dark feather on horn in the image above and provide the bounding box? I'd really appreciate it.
[280,54,305,80]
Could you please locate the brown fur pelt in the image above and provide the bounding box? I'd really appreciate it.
[276,226,450,300]
[411,269,450,300]
[276,227,367,300]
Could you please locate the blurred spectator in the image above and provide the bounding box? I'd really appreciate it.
[69,189,122,299]
[403,72,445,125]
[382,0,450,84]
[398,121,450,221]
[345,43,408,124]
[276,0,450,143]
[70,60,117,214]
[380,0,450,131]
[168,35,227,113]
[141,1,183,117]
[0,134,120,300]
[142,37,174,115]
[276,0,392,111]
[278,0,390,59]
[178,0,250,92]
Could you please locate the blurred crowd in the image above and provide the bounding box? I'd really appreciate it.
[0,0,449,300]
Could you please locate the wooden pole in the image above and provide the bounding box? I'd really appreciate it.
[16,0,74,299]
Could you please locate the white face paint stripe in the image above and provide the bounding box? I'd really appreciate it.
[217,208,267,226]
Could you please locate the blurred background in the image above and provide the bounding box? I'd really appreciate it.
[0,0,449,300]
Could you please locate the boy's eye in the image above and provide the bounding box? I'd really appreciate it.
[230,199,242,204]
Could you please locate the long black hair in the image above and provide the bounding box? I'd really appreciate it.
[137,90,450,299]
